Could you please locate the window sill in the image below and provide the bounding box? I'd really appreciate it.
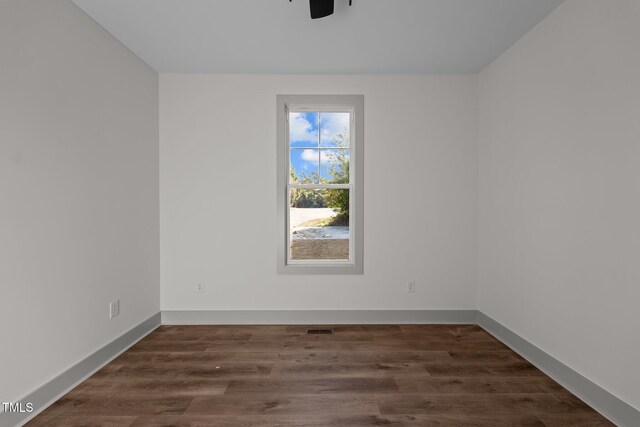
[277,263,363,275]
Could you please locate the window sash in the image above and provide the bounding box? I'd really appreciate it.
[286,186,354,265]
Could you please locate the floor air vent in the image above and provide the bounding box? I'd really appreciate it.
[307,328,333,334]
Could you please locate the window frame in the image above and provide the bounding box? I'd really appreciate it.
[277,95,364,275]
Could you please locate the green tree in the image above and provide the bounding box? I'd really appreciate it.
[323,130,350,225]
[290,168,325,208]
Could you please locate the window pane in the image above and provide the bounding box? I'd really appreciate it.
[320,149,349,184]
[290,149,319,184]
[320,112,350,147]
[289,189,349,261]
[289,112,319,147]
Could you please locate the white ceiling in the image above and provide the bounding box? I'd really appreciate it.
[72,0,563,74]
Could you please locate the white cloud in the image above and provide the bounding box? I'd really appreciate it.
[300,149,318,162]
[289,112,350,147]
[289,113,317,143]
[300,149,334,163]
[320,112,350,145]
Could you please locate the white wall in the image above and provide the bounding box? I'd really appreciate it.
[0,0,159,404]
[6,0,637,416]
[478,0,640,411]
[160,75,478,311]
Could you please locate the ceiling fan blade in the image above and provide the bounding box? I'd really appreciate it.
[309,0,334,19]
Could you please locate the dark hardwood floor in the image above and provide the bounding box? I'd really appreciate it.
[27,325,612,426]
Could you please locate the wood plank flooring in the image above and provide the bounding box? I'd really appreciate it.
[27,325,612,426]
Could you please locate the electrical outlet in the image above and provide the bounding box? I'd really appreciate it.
[196,282,205,293]
[407,281,416,293]
[109,299,120,318]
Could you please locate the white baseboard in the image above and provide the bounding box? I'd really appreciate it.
[5,313,161,427]
[161,309,478,325]
[478,312,639,427]
[5,310,638,427]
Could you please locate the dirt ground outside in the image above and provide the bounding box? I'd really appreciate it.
[290,238,349,260]
[289,208,349,260]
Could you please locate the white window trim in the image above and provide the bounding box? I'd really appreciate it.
[276,94,364,275]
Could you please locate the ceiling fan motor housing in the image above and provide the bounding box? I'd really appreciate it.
[310,0,334,19]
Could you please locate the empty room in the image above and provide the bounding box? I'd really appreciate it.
[1,0,639,426]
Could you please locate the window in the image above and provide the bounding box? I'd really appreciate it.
[277,95,363,274]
